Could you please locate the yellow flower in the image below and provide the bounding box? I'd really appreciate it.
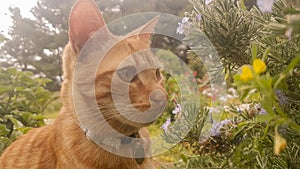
[253,59,266,74]
[240,65,254,81]
[274,128,287,155]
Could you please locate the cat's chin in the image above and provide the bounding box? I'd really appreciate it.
[120,109,163,128]
[110,121,138,136]
[100,103,164,129]
[103,113,158,136]
[117,115,157,129]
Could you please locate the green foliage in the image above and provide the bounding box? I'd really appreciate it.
[161,0,300,168]
[0,68,56,154]
[189,0,262,84]
[252,1,300,126]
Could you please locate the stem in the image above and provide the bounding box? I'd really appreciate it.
[4,77,17,115]
[262,122,270,140]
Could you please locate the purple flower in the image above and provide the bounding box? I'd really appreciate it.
[210,119,232,136]
[196,14,202,21]
[255,103,268,114]
[161,118,171,133]
[237,108,243,114]
[259,108,267,114]
[176,15,190,34]
[257,0,275,13]
[176,23,185,34]
[275,90,288,106]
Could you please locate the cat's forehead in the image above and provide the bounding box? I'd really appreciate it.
[118,49,161,71]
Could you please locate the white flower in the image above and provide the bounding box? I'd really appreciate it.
[181,16,189,24]
[172,104,182,114]
[205,0,214,4]
[257,0,275,13]
[176,22,185,34]
[228,87,238,98]
[254,103,262,110]
[219,95,227,102]
[161,118,171,133]
[176,16,190,34]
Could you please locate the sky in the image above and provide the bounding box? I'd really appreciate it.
[0,0,37,35]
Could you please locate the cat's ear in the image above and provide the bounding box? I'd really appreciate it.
[129,16,160,42]
[69,0,107,53]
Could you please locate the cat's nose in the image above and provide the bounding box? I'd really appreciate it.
[149,89,167,107]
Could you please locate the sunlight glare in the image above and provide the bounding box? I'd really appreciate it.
[0,0,37,35]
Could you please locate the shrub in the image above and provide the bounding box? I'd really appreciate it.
[0,68,56,154]
[161,0,300,168]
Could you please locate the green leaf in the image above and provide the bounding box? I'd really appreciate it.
[0,137,10,153]
[17,127,33,134]
[284,54,300,74]
[261,95,275,117]
[256,74,273,96]
[238,0,247,11]
[0,86,12,94]
[251,43,258,59]
[262,47,271,61]
[5,115,21,128]
[23,71,34,77]
[180,154,188,164]
[256,113,275,123]
[5,68,18,75]
[19,112,34,123]
[233,121,248,138]
[0,124,10,136]
[34,115,45,121]
[274,74,288,89]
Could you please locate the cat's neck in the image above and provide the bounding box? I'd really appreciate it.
[52,111,153,168]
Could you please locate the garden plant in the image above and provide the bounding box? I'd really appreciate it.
[0,0,299,168]
[161,0,300,168]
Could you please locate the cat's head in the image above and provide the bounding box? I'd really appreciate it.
[65,0,167,136]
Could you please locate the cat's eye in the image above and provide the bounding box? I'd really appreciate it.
[156,69,161,81]
[117,66,137,83]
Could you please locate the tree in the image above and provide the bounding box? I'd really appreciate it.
[0,0,192,91]
[0,0,72,91]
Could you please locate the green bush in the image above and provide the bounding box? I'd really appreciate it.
[189,0,262,85]
[0,68,57,154]
[161,0,300,168]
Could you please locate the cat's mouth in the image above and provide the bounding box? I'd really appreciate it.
[99,101,165,133]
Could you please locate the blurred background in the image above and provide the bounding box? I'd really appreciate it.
[1,0,300,168]
[0,0,192,91]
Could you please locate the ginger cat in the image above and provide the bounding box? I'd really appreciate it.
[0,0,167,168]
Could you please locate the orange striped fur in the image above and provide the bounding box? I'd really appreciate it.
[0,0,166,168]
